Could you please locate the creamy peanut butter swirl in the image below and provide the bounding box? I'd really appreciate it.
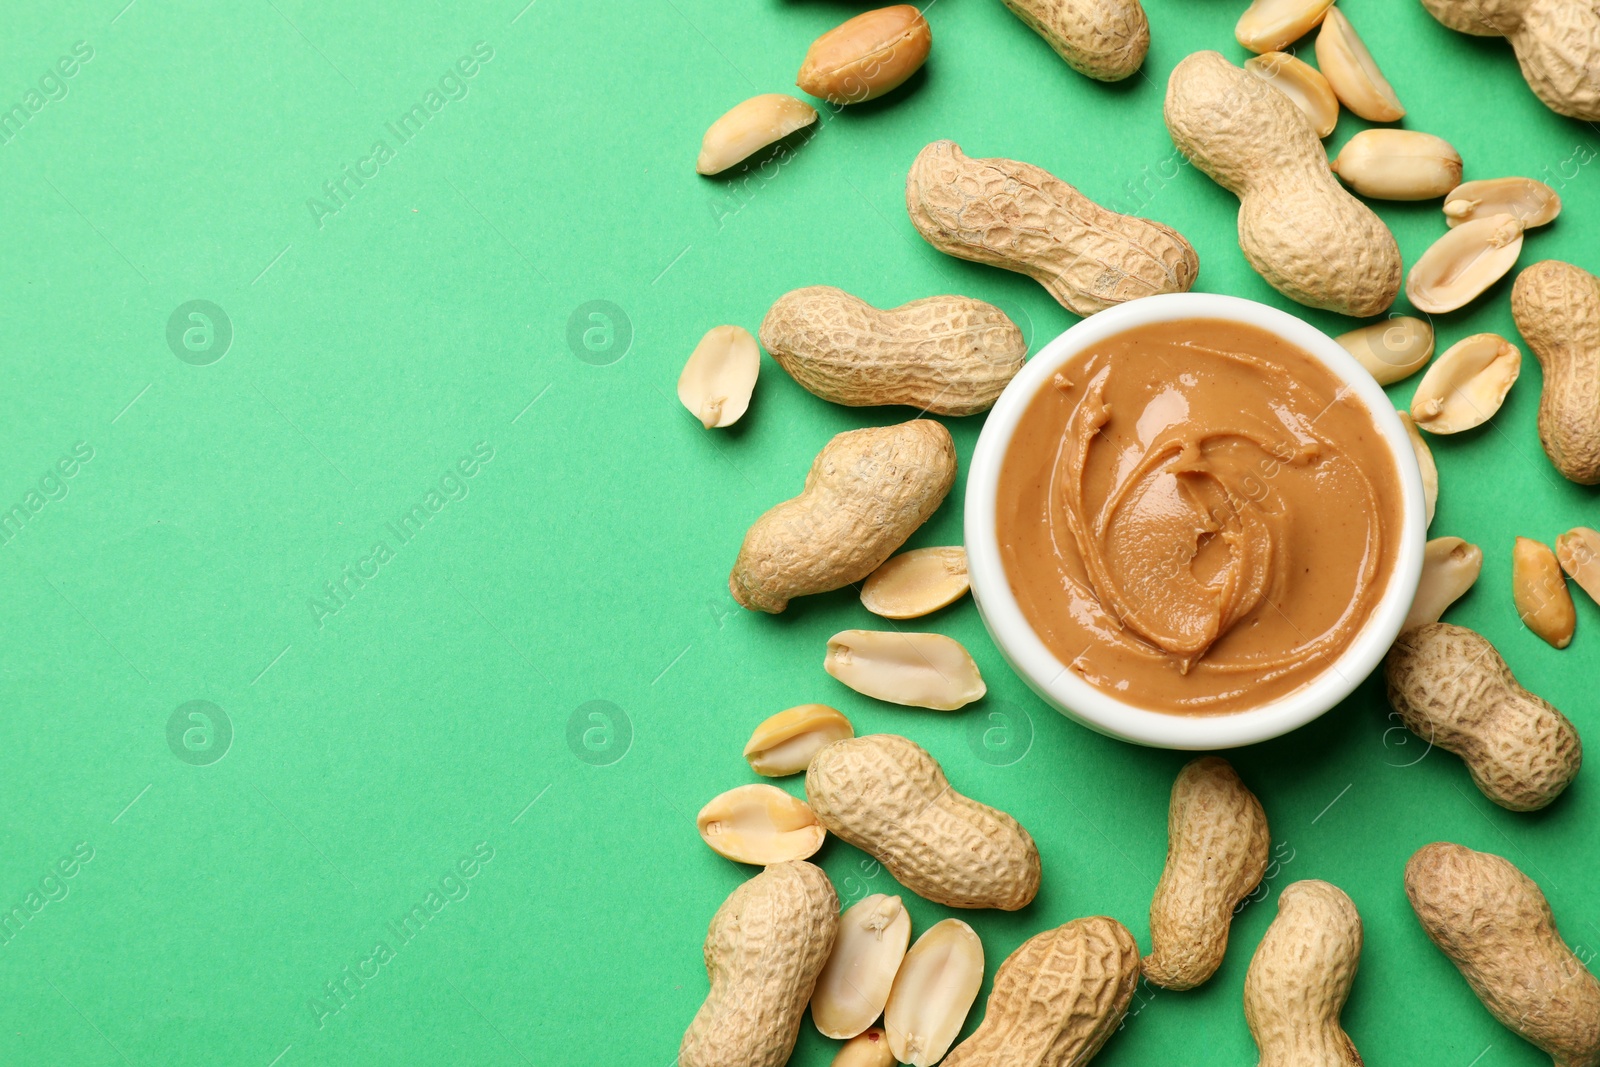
[998,320,1402,715]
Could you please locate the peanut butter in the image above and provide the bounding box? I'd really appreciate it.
[997,319,1403,715]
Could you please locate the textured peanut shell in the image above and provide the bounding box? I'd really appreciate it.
[999,0,1149,81]
[1244,880,1364,1067]
[1164,51,1401,318]
[680,861,840,1067]
[1420,0,1600,121]
[905,140,1197,317]
[942,916,1139,1067]
[1511,260,1600,484]
[729,420,956,613]
[1406,842,1600,1067]
[806,733,1041,910]
[1385,623,1581,811]
[760,286,1025,416]
[1144,757,1270,990]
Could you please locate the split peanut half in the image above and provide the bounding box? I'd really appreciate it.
[696,94,817,176]
[1331,130,1462,200]
[832,1029,895,1067]
[1244,51,1339,137]
[811,894,912,1039]
[1410,334,1522,434]
[1557,527,1600,606]
[883,919,985,1067]
[1315,8,1404,122]
[860,547,969,619]
[1336,317,1434,385]
[696,784,826,865]
[824,630,986,710]
[745,705,854,777]
[1236,0,1335,53]
[1513,537,1575,649]
[1445,178,1561,229]
[1404,537,1482,631]
[1397,411,1439,526]
[1407,214,1526,313]
[679,326,760,428]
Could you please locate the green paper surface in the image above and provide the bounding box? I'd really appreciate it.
[0,1,1596,1064]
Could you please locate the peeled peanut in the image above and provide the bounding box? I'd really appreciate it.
[832,1029,895,1067]
[679,326,760,428]
[730,419,956,613]
[905,140,1198,317]
[1236,0,1335,53]
[1406,843,1600,1067]
[1445,177,1561,228]
[1410,333,1522,434]
[745,705,855,777]
[811,894,912,1039]
[1407,214,1526,313]
[861,547,969,619]
[759,287,1025,417]
[1244,881,1364,1067]
[1315,8,1404,121]
[1557,527,1600,606]
[680,861,839,1067]
[1397,412,1440,525]
[1331,130,1462,200]
[806,734,1041,910]
[697,784,826,865]
[1510,260,1600,484]
[1385,623,1582,811]
[1145,757,1270,990]
[1164,51,1401,317]
[943,917,1139,1067]
[824,630,985,711]
[797,5,931,105]
[697,94,818,176]
[1336,317,1434,385]
[1244,51,1339,137]
[1514,536,1576,649]
[999,0,1149,81]
[1419,0,1600,120]
[883,919,984,1067]
[1404,537,1482,631]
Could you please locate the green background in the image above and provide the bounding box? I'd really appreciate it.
[0,0,1595,1064]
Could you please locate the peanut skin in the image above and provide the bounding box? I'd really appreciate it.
[1406,843,1600,1067]
[1144,757,1270,990]
[680,861,840,1067]
[1385,623,1582,811]
[729,419,956,613]
[999,0,1149,81]
[760,286,1025,417]
[905,140,1197,317]
[1511,260,1600,485]
[806,734,1041,910]
[942,917,1140,1067]
[1244,880,1364,1067]
[1164,51,1402,317]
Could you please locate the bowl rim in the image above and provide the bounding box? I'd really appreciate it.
[964,292,1428,750]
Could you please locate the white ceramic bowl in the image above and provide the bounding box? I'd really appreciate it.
[965,293,1427,749]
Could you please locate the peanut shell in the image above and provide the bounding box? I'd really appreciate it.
[942,916,1139,1067]
[729,419,956,613]
[1385,623,1581,811]
[806,733,1041,910]
[680,861,840,1067]
[1406,842,1600,1067]
[1144,757,1270,990]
